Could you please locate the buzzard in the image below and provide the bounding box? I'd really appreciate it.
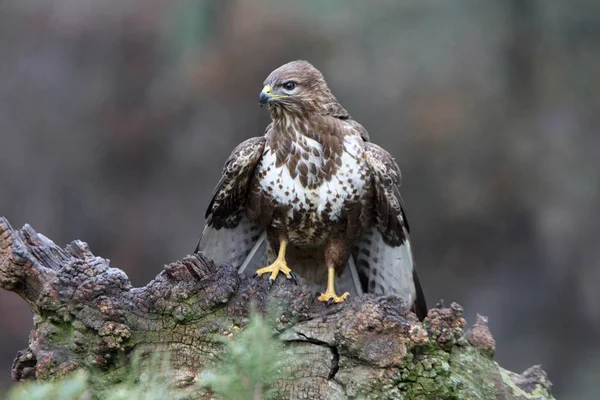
[196,60,426,319]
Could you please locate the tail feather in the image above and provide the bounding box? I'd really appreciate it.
[197,220,424,318]
[412,267,427,320]
[267,243,364,298]
[347,256,365,297]
[195,217,265,270]
[238,232,267,274]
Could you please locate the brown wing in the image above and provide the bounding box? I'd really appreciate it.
[326,98,370,142]
[344,119,370,142]
[352,142,426,320]
[364,142,407,245]
[203,136,266,230]
[195,136,267,270]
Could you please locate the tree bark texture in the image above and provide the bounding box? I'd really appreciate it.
[0,217,554,399]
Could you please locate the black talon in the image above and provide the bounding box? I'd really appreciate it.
[253,272,258,278]
[290,271,298,285]
[268,278,275,290]
[315,292,322,300]
[326,297,334,306]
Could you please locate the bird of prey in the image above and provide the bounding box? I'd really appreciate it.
[196,60,426,319]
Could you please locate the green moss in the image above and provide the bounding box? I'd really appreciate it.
[356,348,457,400]
[7,313,554,400]
[38,320,75,347]
[498,367,554,399]
[449,346,504,400]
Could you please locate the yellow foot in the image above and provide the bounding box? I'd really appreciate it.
[255,259,297,287]
[316,291,350,305]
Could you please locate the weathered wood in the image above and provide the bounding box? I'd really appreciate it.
[0,217,554,399]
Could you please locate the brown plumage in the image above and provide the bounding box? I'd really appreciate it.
[196,60,426,319]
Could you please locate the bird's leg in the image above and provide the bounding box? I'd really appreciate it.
[316,266,349,304]
[317,238,349,304]
[255,239,294,286]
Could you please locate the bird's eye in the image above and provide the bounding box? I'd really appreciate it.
[282,81,296,91]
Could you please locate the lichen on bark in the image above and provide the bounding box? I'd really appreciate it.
[0,217,554,399]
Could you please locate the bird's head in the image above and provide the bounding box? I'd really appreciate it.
[259,60,339,120]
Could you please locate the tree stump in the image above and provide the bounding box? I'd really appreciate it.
[0,217,554,399]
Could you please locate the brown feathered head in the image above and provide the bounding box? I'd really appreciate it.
[259,60,346,119]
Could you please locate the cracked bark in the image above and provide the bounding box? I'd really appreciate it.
[0,217,555,399]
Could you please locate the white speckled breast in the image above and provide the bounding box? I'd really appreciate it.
[257,134,367,244]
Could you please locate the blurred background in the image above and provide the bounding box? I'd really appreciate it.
[0,0,598,398]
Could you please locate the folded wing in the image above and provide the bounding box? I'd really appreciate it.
[352,142,427,320]
[195,136,267,271]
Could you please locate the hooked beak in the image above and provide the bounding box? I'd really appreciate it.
[258,84,288,106]
[259,85,272,106]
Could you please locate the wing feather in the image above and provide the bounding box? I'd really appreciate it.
[202,136,266,230]
[195,136,267,271]
[353,142,427,319]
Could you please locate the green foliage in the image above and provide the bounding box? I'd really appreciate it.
[7,354,182,400]
[8,370,89,400]
[7,313,287,400]
[200,313,289,400]
[95,353,184,400]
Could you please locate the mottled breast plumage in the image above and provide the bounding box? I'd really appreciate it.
[249,119,369,245]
